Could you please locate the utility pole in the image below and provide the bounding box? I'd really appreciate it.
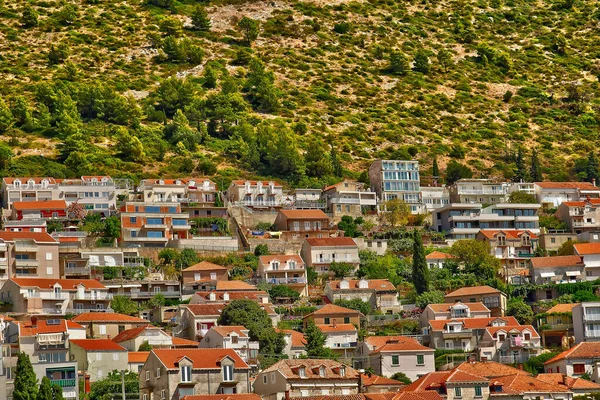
[121,370,126,400]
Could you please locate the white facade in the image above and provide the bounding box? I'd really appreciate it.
[369,160,422,214]
[573,302,600,342]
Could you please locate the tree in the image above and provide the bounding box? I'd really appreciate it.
[523,352,560,374]
[110,296,138,316]
[587,152,599,184]
[557,240,579,256]
[334,298,370,315]
[436,49,453,73]
[304,320,337,359]
[305,138,333,177]
[36,377,53,400]
[160,17,184,37]
[508,191,537,204]
[445,160,473,185]
[413,50,430,74]
[238,16,259,46]
[450,240,495,265]
[329,262,355,279]
[389,51,409,75]
[103,216,121,240]
[0,97,14,133]
[390,372,412,384]
[192,6,211,31]
[148,293,166,309]
[513,147,528,182]
[269,285,300,302]
[158,248,179,265]
[432,157,440,179]
[507,297,533,325]
[51,385,64,400]
[56,4,77,25]
[88,371,138,400]
[415,290,445,309]
[412,231,429,295]
[175,248,199,270]
[0,142,13,170]
[155,77,195,117]
[573,290,599,302]
[138,341,153,351]
[203,65,218,89]
[254,244,269,256]
[331,145,343,177]
[21,4,39,28]
[13,352,38,400]
[381,199,410,227]
[530,149,542,182]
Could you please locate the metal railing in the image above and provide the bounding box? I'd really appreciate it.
[50,379,76,388]
[119,291,181,298]
[64,267,91,275]
[26,292,70,300]
[262,277,307,284]
[75,293,113,300]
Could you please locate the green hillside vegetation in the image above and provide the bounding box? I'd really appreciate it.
[1,0,600,187]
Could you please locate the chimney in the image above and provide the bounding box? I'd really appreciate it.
[285,391,290,400]
[518,364,523,370]
[333,319,337,328]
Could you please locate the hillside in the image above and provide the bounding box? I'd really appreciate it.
[0,0,599,187]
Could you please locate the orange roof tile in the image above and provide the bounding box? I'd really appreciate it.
[361,373,406,387]
[193,291,267,302]
[445,285,503,297]
[112,325,155,343]
[128,351,150,364]
[454,361,529,378]
[211,326,249,338]
[216,281,256,291]
[10,278,105,290]
[231,180,282,187]
[530,255,584,268]
[425,302,490,313]
[316,323,357,333]
[171,337,200,348]
[261,359,360,379]
[72,312,148,324]
[3,177,56,184]
[18,319,84,336]
[0,232,57,243]
[305,237,357,247]
[425,251,457,260]
[545,342,600,364]
[368,337,433,354]
[392,392,444,400]
[429,317,520,331]
[574,243,600,255]
[537,373,600,390]
[259,255,304,264]
[327,279,396,292]
[486,325,540,338]
[183,261,228,272]
[276,329,306,348]
[478,230,538,240]
[152,348,249,369]
[181,395,261,400]
[536,182,599,190]
[404,370,488,392]
[185,304,225,316]
[545,303,577,314]
[70,339,127,352]
[278,209,330,219]
[13,200,67,210]
[306,304,362,317]
[493,373,570,393]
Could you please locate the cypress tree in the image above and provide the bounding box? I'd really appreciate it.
[530,149,542,182]
[412,231,429,295]
[512,147,527,182]
[587,152,599,184]
[36,377,53,400]
[51,384,65,400]
[432,157,440,181]
[13,352,38,400]
[330,145,343,177]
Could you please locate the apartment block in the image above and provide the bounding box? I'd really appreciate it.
[324,279,400,314]
[574,243,600,281]
[12,200,68,220]
[226,180,285,208]
[369,160,422,213]
[555,199,600,233]
[477,230,538,273]
[444,286,507,317]
[573,302,600,342]
[420,186,450,212]
[300,237,359,276]
[257,255,308,296]
[120,202,191,247]
[0,232,59,282]
[448,179,509,204]
[322,180,377,218]
[58,175,124,216]
[273,209,332,241]
[535,182,600,207]
[1,178,61,209]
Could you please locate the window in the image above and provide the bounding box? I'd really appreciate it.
[324,318,330,324]
[263,375,268,384]
[231,335,239,344]
[223,365,234,382]
[130,230,137,238]
[574,364,586,374]
[301,391,309,397]
[143,395,148,400]
[99,325,107,335]
[344,317,350,323]
[181,365,192,382]
[391,355,399,365]
[498,335,505,342]
[319,366,326,377]
[161,390,166,399]
[475,386,482,397]
[96,353,102,361]
[321,389,329,395]
[340,366,346,377]
[146,371,150,381]
[416,355,424,365]
[45,252,53,261]
[129,217,137,223]
[454,387,462,397]
[46,267,53,275]
[524,333,531,341]
[156,368,161,378]
[113,353,119,361]
[299,367,306,378]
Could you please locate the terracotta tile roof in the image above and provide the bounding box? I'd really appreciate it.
[185,304,225,316]
[276,329,306,348]
[428,317,519,331]
[183,261,228,272]
[215,281,257,291]
[112,325,155,343]
[404,370,488,392]
[278,209,330,219]
[486,325,540,338]
[211,326,249,338]
[493,373,570,393]
[18,319,84,336]
[545,342,600,364]
[181,395,261,400]
[574,243,600,255]
[392,392,444,400]
[561,199,600,207]
[536,182,599,190]
[478,230,538,240]
[545,303,576,314]
[530,255,584,268]
[305,304,362,317]
[152,348,249,370]
[445,285,502,297]
[70,339,127,352]
[425,302,490,313]
[171,337,200,348]
[13,200,68,210]
[327,279,396,292]
[66,320,82,329]
[193,291,267,302]
[454,361,530,377]
[141,178,215,186]
[3,177,56,184]
[364,393,399,400]
[290,396,363,400]
[261,359,360,379]
[0,232,57,243]
[316,323,357,333]
[368,336,433,354]
[425,251,457,260]
[361,373,406,387]
[72,312,148,324]
[10,278,106,290]
[537,373,600,390]
[259,255,304,264]
[305,237,357,247]
[128,351,150,364]
[231,180,282,187]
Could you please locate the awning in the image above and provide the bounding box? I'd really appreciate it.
[540,272,555,278]
[566,271,581,276]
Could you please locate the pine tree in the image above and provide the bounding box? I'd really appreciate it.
[304,320,336,359]
[36,377,53,400]
[412,231,429,295]
[389,51,409,75]
[0,97,14,133]
[21,4,39,28]
[330,145,343,177]
[512,147,528,182]
[413,50,430,74]
[51,385,65,400]
[432,157,440,180]
[13,352,38,400]
[530,149,542,182]
[587,152,599,184]
[191,6,211,31]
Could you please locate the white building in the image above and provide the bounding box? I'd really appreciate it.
[574,243,600,281]
[573,302,600,343]
[369,160,422,214]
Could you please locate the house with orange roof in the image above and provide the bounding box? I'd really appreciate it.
[354,336,435,381]
[573,302,600,343]
[189,290,270,305]
[226,180,285,208]
[537,303,576,348]
[128,351,150,373]
[12,199,68,220]
[182,261,229,293]
[303,304,362,328]
[425,251,457,269]
[1,177,61,209]
[321,179,377,219]
[324,279,400,314]
[573,242,600,281]
[216,281,257,292]
[257,255,308,296]
[360,373,406,393]
[0,277,111,315]
[3,218,48,233]
[72,312,148,339]
[403,369,490,400]
[200,326,259,368]
[476,229,538,274]
[545,342,600,381]
[419,303,491,328]
[273,209,334,242]
[444,286,507,317]
[276,328,306,359]
[70,339,128,382]
[181,395,261,400]
[537,373,600,394]
[318,322,359,357]
[0,231,60,283]
[529,256,585,299]
[254,359,360,399]
[140,348,251,399]
[555,198,600,233]
[176,304,225,340]
[300,237,360,276]
[112,325,191,351]
[119,201,191,247]
[478,324,542,364]
[57,175,125,216]
[535,181,600,207]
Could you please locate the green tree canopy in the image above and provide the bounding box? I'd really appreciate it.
[507,297,533,325]
[269,285,300,302]
[238,16,259,46]
[508,191,537,204]
[334,298,370,315]
[415,290,445,309]
[329,262,355,279]
[304,319,337,359]
[13,352,38,400]
[390,372,412,384]
[110,295,139,316]
[412,231,429,295]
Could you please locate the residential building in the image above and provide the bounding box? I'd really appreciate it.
[273,209,332,242]
[425,251,457,269]
[537,373,600,394]
[448,179,509,204]
[529,256,585,300]
[128,351,150,373]
[111,325,189,351]
[276,329,306,359]
[432,203,482,241]
[61,248,144,280]
[300,237,359,276]
[538,231,578,252]
[353,238,388,256]
[12,200,68,220]
[322,180,377,218]
[182,261,229,294]
[402,369,491,400]
[0,278,111,315]
[103,278,181,301]
[368,160,422,213]
[444,286,507,317]
[544,342,600,382]
[72,312,148,339]
[0,231,60,282]
[69,339,128,382]
[200,326,259,367]
[555,199,600,233]
[324,279,400,314]
[226,180,285,207]
[420,186,450,212]
[176,304,224,340]
[57,175,123,216]
[318,322,359,359]
[120,202,191,247]
[419,302,491,329]
[189,290,269,305]
[478,324,542,364]
[508,182,537,196]
[425,316,520,352]
[359,373,407,393]
[257,255,308,296]
[253,359,360,400]
[573,243,600,281]
[572,302,600,342]
[481,203,541,233]
[302,304,362,329]
[477,230,538,273]
[291,188,325,209]
[1,177,61,209]
[3,218,47,233]
[139,348,251,399]
[535,181,600,207]
[353,336,435,381]
[215,281,258,292]
[537,303,576,348]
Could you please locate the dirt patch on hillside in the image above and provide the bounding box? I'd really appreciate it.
[486,82,521,98]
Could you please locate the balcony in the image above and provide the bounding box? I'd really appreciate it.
[14,243,39,252]
[75,292,113,300]
[144,222,168,229]
[50,379,76,388]
[119,291,181,299]
[584,313,600,322]
[263,277,307,285]
[506,338,540,349]
[442,330,473,339]
[330,198,361,205]
[64,267,91,276]
[25,292,69,300]
[15,259,38,267]
[379,300,400,307]
[313,258,360,265]
[241,201,281,207]
[331,342,357,348]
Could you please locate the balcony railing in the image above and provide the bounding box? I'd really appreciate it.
[119,291,181,298]
[64,267,91,275]
[584,313,600,321]
[50,379,76,388]
[313,258,360,265]
[331,342,357,348]
[379,301,400,307]
[65,307,114,314]
[262,277,307,285]
[15,259,38,267]
[26,292,70,300]
[75,292,113,300]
